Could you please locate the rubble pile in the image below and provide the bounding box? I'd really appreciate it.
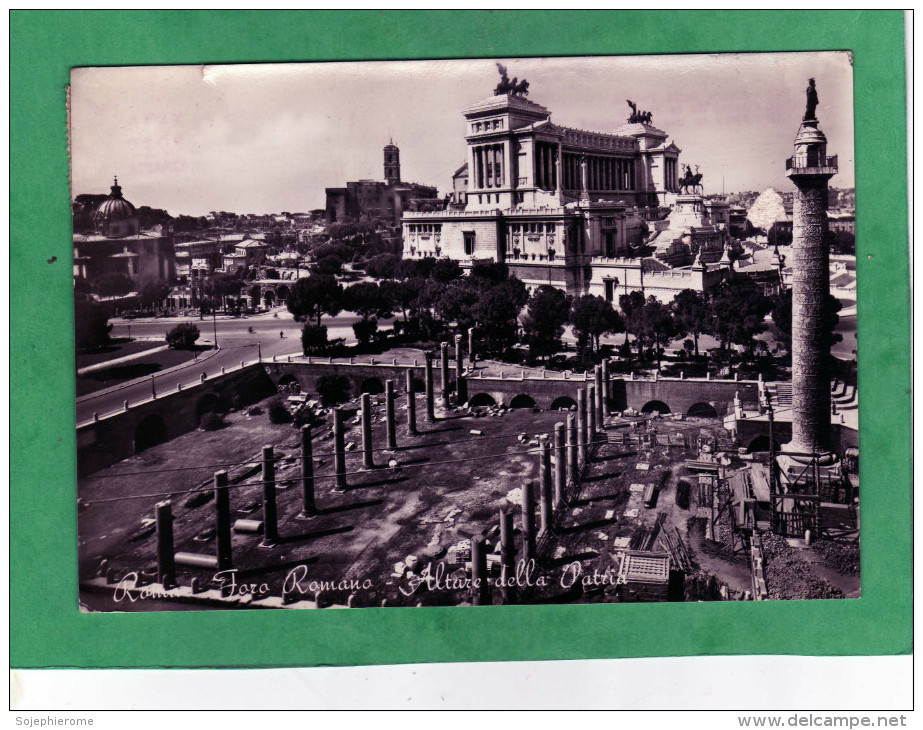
[810,539,860,576]
[761,532,844,600]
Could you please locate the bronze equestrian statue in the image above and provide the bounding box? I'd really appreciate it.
[679,164,703,195]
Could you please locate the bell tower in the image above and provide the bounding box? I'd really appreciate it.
[383,141,401,186]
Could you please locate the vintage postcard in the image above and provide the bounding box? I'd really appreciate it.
[71,53,859,612]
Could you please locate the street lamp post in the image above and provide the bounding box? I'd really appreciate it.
[213,308,218,350]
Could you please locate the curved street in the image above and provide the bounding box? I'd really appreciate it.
[76,307,362,423]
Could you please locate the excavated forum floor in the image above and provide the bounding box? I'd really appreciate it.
[78,388,859,611]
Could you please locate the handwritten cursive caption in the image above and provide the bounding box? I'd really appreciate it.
[111,560,622,603]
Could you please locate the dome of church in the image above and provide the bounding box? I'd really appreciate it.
[94,178,139,238]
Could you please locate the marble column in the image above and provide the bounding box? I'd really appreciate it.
[553,422,566,507]
[333,407,347,489]
[454,334,467,404]
[214,470,232,571]
[385,379,397,450]
[580,157,589,202]
[300,425,316,516]
[785,114,837,458]
[405,368,418,435]
[424,352,435,422]
[361,393,374,469]
[577,388,588,464]
[440,342,450,409]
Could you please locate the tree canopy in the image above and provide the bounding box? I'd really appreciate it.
[671,289,711,357]
[300,324,328,355]
[364,253,399,279]
[522,285,571,362]
[378,279,417,323]
[631,296,679,367]
[165,323,200,350]
[138,280,170,310]
[570,294,624,360]
[96,272,134,298]
[286,274,344,325]
[343,281,393,321]
[311,254,344,276]
[74,297,111,350]
[430,258,463,283]
[708,279,774,351]
[469,279,526,354]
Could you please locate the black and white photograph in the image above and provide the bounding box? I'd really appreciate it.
[72,53,860,611]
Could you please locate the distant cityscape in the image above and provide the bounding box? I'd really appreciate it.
[72,171,856,315]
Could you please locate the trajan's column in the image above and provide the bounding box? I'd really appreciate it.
[784,78,838,464]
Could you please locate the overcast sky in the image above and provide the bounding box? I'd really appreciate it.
[70,52,854,217]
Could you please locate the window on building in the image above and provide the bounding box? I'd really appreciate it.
[604,279,615,302]
[463,232,475,256]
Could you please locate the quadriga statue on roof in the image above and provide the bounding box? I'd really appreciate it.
[626,100,653,125]
[494,63,530,96]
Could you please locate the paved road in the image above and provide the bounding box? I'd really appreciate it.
[831,312,858,361]
[76,307,362,423]
[79,297,859,424]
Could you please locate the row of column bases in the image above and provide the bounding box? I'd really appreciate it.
[147,348,611,607]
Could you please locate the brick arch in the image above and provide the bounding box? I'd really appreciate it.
[359,377,385,395]
[641,400,671,414]
[277,373,301,391]
[509,394,536,409]
[134,414,168,453]
[196,393,227,425]
[469,392,496,407]
[550,396,577,411]
[687,401,719,418]
[747,435,771,453]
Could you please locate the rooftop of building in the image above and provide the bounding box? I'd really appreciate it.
[734,246,783,273]
[463,92,551,117]
[73,229,167,243]
[830,271,857,289]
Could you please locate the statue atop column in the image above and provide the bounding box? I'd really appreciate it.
[804,77,819,121]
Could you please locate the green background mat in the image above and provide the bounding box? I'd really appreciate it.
[10,10,910,668]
